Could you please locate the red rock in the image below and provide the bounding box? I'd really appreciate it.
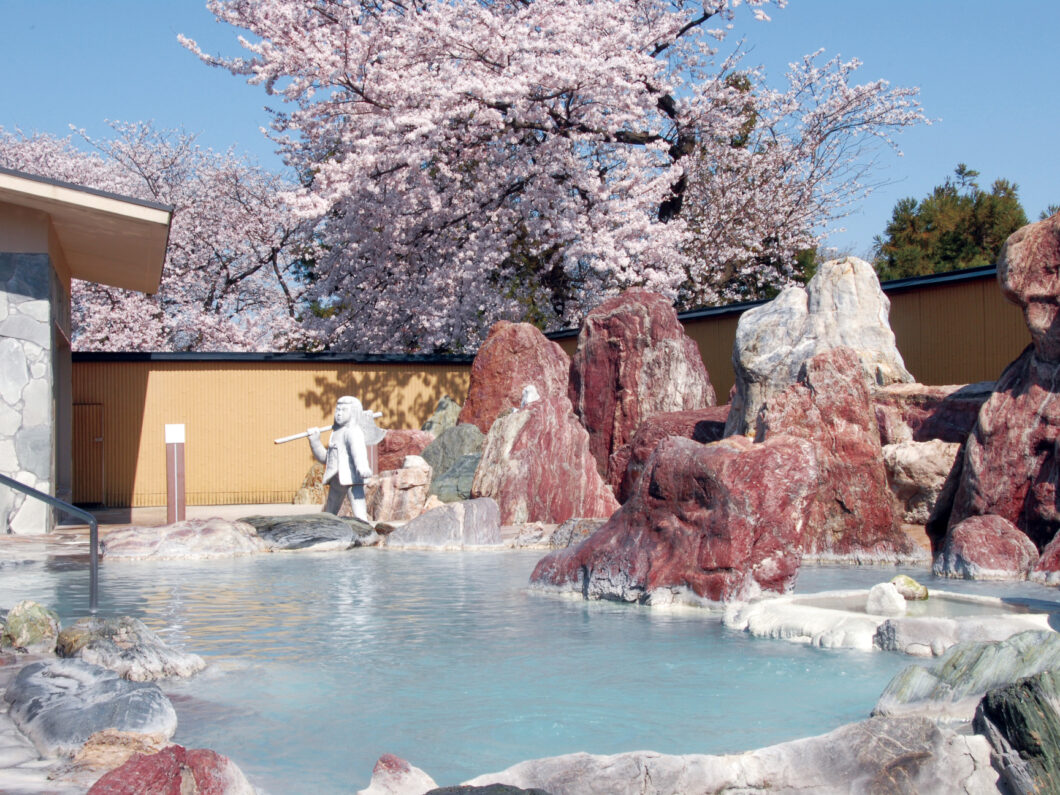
[1032,534,1060,585]
[610,406,730,503]
[458,322,571,433]
[87,744,252,794]
[471,395,619,525]
[530,434,820,604]
[998,211,1060,362]
[376,429,435,473]
[873,382,994,446]
[569,288,716,490]
[361,753,437,794]
[933,514,1038,580]
[758,348,919,562]
[948,348,1060,549]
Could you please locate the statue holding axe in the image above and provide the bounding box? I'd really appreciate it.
[276,396,385,522]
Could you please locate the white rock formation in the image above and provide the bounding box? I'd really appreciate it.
[726,257,913,436]
[461,716,998,794]
[866,582,907,616]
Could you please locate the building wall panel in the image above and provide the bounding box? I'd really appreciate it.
[72,360,470,507]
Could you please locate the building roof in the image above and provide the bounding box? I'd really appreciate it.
[0,167,171,293]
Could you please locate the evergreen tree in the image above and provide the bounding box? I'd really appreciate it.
[873,164,1028,281]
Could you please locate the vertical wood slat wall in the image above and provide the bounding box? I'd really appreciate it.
[71,269,1032,508]
[72,360,471,507]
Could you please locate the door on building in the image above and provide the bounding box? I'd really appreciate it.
[73,403,104,506]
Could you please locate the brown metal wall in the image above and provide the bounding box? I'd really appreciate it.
[70,272,1032,508]
[886,279,1029,385]
[71,360,470,507]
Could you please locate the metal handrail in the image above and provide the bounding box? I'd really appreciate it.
[0,472,98,613]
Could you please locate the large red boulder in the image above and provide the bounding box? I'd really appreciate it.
[569,289,716,490]
[948,348,1060,549]
[375,429,435,473]
[873,382,994,446]
[945,215,1060,550]
[610,406,730,503]
[458,322,571,433]
[757,347,919,562]
[471,395,619,525]
[87,745,253,794]
[999,211,1060,362]
[529,434,819,604]
[933,514,1039,580]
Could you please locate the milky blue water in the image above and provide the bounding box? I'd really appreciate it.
[2,550,1059,793]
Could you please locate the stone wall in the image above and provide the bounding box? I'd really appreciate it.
[0,253,58,533]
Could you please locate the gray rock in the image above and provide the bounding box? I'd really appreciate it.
[240,513,379,551]
[386,498,501,549]
[548,518,607,549]
[973,670,1060,795]
[101,518,270,561]
[462,716,996,794]
[726,257,913,436]
[421,423,486,481]
[422,396,463,436]
[430,453,482,503]
[56,616,206,681]
[3,659,177,757]
[1,600,60,653]
[874,630,1060,721]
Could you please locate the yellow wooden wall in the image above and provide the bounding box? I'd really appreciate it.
[72,360,470,507]
[70,271,1033,508]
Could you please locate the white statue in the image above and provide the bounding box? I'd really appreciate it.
[308,396,373,521]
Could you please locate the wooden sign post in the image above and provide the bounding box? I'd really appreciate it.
[165,424,186,524]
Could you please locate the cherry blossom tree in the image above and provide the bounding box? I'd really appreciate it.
[0,123,315,351]
[184,0,926,352]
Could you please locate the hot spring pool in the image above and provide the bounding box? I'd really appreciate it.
[2,550,1059,792]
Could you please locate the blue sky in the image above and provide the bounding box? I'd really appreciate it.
[1,1,1057,258]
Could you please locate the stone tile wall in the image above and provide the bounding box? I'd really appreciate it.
[0,253,55,533]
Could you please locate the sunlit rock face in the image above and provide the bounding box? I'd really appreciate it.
[376,429,435,473]
[471,394,618,525]
[458,321,571,434]
[461,716,997,794]
[726,256,913,437]
[945,215,1060,556]
[999,211,1060,362]
[87,744,255,795]
[934,514,1039,581]
[568,288,716,490]
[882,438,962,525]
[366,456,432,522]
[610,406,729,504]
[756,347,921,563]
[100,519,268,561]
[385,498,501,550]
[529,433,819,605]
[4,659,178,758]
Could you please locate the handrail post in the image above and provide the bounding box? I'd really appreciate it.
[0,472,99,614]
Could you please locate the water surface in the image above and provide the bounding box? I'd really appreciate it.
[1,551,1058,792]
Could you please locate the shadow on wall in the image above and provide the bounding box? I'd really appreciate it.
[300,365,471,430]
